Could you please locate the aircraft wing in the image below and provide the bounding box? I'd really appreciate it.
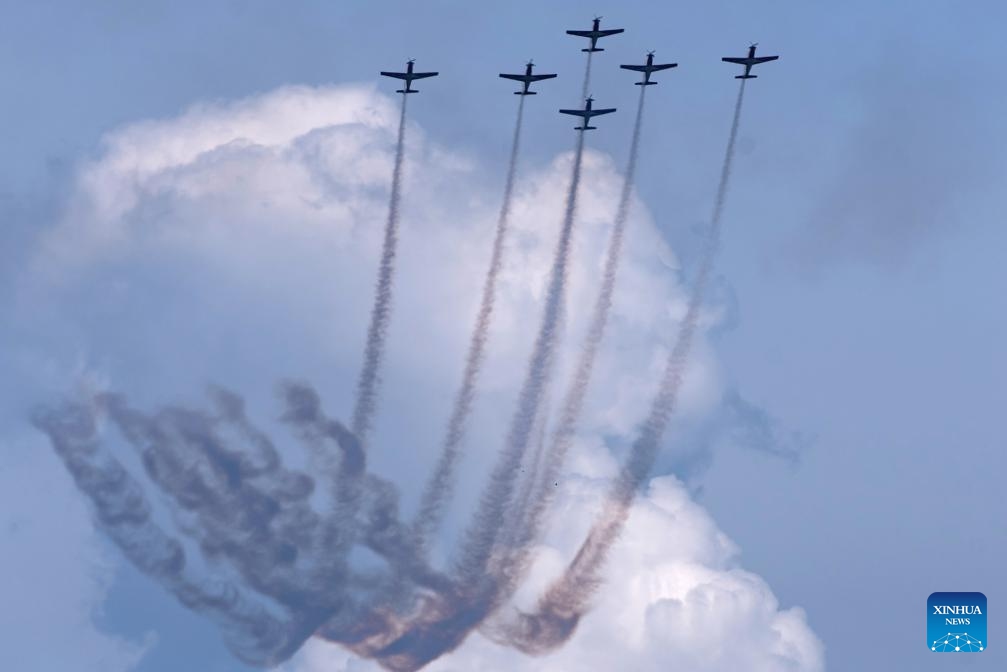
[721,57,748,65]
[559,108,589,118]
[752,56,779,64]
[589,107,616,116]
[528,73,557,81]
[651,63,678,71]
[620,65,648,72]
[380,71,409,80]
[499,73,526,82]
[597,28,624,37]
[411,71,438,79]
[566,30,593,37]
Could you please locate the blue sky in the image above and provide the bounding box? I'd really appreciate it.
[2,1,1005,670]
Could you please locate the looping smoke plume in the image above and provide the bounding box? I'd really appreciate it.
[33,384,448,668]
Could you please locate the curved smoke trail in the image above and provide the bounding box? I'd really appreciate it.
[352,94,410,444]
[411,96,527,551]
[339,131,591,672]
[505,84,650,580]
[454,129,587,588]
[454,48,597,587]
[498,80,748,654]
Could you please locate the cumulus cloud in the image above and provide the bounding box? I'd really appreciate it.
[280,474,823,672]
[6,83,820,669]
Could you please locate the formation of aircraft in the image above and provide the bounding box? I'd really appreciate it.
[566,16,625,53]
[721,43,779,79]
[379,22,778,135]
[499,61,558,96]
[620,51,678,86]
[380,59,438,94]
[559,96,617,131]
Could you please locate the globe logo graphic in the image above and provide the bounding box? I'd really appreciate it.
[932,633,984,652]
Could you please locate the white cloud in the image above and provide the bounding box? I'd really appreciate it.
[281,474,823,672]
[8,83,821,670]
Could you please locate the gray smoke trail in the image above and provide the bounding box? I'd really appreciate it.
[352,56,601,672]
[35,384,454,668]
[504,84,650,579]
[342,131,594,672]
[32,399,322,667]
[498,80,749,654]
[352,93,410,444]
[455,129,587,588]
[495,392,552,563]
[411,95,527,551]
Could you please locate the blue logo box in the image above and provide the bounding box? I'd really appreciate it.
[928,592,986,652]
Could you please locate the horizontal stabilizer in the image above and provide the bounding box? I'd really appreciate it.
[396,89,419,93]
[735,75,757,79]
[583,47,604,52]
[516,91,537,95]
[635,81,657,86]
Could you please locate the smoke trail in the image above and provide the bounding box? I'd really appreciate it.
[411,95,527,550]
[495,391,552,563]
[32,399,321,667]
[352,93,410,444]
[35,384,455,669]
[580,51,594,102]
[355,55,601,671]
[499,80,749,654]
[505,84,649,578]
[455,128,587,588]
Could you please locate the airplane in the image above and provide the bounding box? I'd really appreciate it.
[566,16,624,53]
[721,43,779,79]
[559,96,616,130]
[380,59,438,93]
[499,61,558,95]
[620,51,678,85]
